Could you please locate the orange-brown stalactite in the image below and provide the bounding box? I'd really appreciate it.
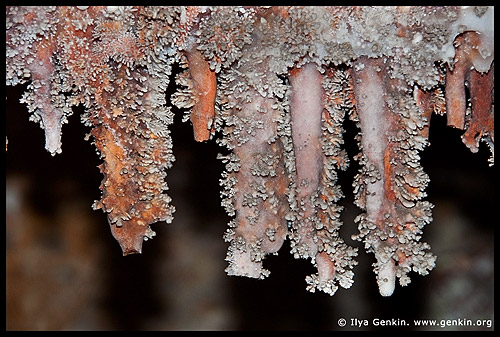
[6,6,494,296]
[445,32,485,130]
[184,47,217,142]
[92,123,146,254]
[88,65,175,255]
[463,64,494,156]
[414,87,440,140]
[445,31,495,164]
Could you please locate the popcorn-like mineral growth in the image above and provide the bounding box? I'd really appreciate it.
[6,6,494,296]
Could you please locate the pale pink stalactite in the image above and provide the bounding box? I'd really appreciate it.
[31,70,64,156]
[24,39,64,156]
[223,91,290,279]
[289,63,324,260]
[288,64,358,295]
[352,57,396,297]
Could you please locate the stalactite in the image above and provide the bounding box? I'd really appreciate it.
[351,56,436,296]
[220,88,290,279]
[287,64,357,295]
[183,46,216,142]
[445,32,494,165]
[212,12,293,279]
[6,6,494,296]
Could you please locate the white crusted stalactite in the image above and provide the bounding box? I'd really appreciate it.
[289,64,357,295]
[351,57,396,296]
[219,85,290,279]
[351,56,436,296]
[215,13,292,280]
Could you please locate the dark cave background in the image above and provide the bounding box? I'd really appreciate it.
[5,72,494,330]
